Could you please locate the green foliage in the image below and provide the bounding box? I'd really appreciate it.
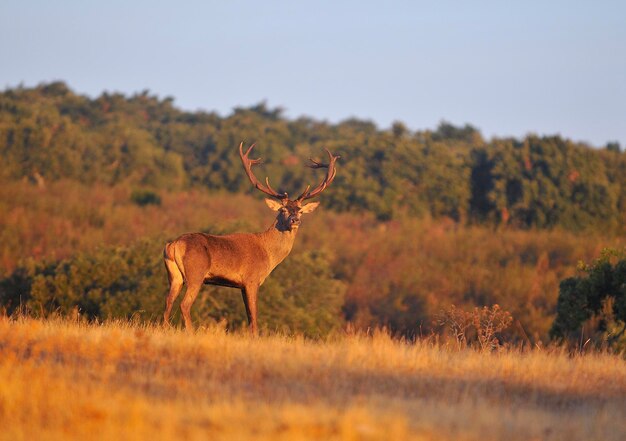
[469,137,622,230]
[1,82,623,232]
[550,248,626,347]
[0,238,345,337]
[0,240,166,320]
[431,121,482,144]
[606,141,621,153]
[131,189,162,206]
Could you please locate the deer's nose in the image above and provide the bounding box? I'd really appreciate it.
[289,217,300,225]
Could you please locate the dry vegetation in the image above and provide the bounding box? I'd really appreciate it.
[2,180,623,340]
[1,317,625,441]
[0,180,267,270]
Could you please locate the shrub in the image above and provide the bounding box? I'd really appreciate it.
[550,248,626,348]
[436,304,513,350]
[131,189,162,206]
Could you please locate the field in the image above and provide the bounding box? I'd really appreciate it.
[1,317,625,440]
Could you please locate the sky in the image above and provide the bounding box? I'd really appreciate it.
[1,0,625,147]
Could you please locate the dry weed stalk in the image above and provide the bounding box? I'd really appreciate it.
[437,304,513,350]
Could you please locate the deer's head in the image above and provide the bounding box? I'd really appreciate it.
[239,142,340,232]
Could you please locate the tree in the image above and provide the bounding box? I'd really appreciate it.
[606,141,621,153]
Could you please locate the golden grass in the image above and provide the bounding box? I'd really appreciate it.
[1,318,625,440]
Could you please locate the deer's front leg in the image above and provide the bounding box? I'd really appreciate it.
[241,284,259,335]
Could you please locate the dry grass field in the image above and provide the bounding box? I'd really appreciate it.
[1,317,625,441]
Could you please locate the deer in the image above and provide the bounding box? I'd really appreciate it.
[163,142,340,333]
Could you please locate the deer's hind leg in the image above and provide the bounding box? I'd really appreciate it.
[180,280,203,331]
[179,247,210,331]
[163,246,184,325]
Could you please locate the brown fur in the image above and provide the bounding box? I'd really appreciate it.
[164,143,338,333]
[163,199,318,333]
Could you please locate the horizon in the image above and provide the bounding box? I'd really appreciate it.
[3,79,618,149]
[1,1,625,148]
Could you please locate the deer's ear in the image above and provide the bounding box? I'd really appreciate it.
[300,201,320,214]
[265,198,284,211]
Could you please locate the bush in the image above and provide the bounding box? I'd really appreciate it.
[0,239,166,320]
[436,304,513,350]
[0,238,346,337]
[131,189,162,206]
[550,248,626,348]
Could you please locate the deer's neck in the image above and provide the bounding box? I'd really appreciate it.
[260,221,299,269]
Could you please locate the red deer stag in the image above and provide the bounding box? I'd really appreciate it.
[163,142,340,333]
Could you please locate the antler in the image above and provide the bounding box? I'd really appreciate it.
[296,148,341,201]
[239,142,287,200]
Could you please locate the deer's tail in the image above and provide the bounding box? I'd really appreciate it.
[164,241,175,261]
[164,240,186,282]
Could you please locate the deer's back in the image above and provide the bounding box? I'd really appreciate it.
[169,232,271,284]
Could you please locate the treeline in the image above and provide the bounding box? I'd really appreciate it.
[1,82,624,232]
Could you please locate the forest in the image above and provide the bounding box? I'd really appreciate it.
[0,82,624,346]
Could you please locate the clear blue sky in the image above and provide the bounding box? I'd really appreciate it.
[1,1,625,147]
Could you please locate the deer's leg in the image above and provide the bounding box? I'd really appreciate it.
[163,256,184,326]
[178,247,210,331]
[180,280,202,331]
[241,284,259,335]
